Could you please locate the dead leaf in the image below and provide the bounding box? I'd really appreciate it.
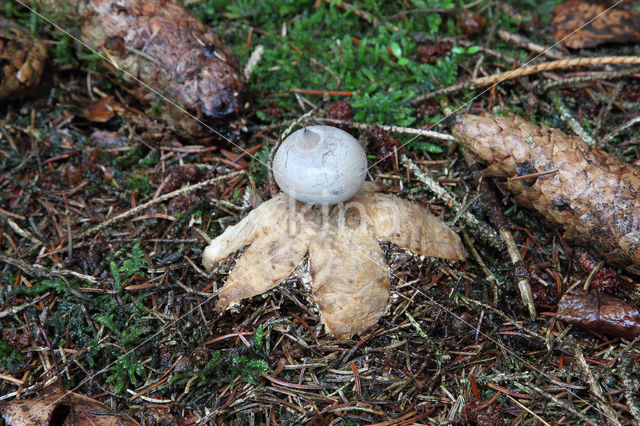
[556,291,640,338]
[0,386,139,425]
[452,114,640,274]
[456,10,486,38]
[81,96,117,123]
[552,0,640,49]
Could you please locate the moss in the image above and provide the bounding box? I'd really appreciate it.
[107,353,145,394]
[0,341,24,373]
[8,279,66,296]
[126,173,153,196]
[188,0,463,127]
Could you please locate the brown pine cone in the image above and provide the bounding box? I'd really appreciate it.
[26,0,247,137]
[0,17,48,100]
[453,114,640,274]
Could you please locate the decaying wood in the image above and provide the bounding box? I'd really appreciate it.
[0,17,48,99]
[552,0,640,49]
[452,114,640,274]
[203,182,465,339]
[28,0,247,137]
[557,291,640,339]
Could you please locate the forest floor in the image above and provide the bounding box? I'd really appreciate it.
[1,0,640,424]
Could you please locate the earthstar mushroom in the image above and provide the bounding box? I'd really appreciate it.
[203,125,465,339]
[273,126,367,204]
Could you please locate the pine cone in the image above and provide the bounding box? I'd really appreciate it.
[453,114,640,274]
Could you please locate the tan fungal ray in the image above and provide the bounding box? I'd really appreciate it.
[309,211,389,339]
[203,182,464,339]
[214,198,317,309]
[203,194,288,271]
[351,183,465,260]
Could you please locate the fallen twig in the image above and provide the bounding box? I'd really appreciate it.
[402,154,503,250]
[497,29,568,60]
[461,231,499,306]
[527,383,598,426]
[603,115,640,144]
[412,56,640,103]
[80,170,244,237]
[0,292,50,319]
[575,346,623,426]
[6,218,41,246]
[550,91,596,146]
[322,118,455,141]
[0,254,100,284]
[543,67,640,91]
[499,228,536,320]
[472,56,640,88]
[459,146,536,319]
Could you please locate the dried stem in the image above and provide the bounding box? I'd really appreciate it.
[402,154,503,250]
[575,346,623,426]
[80,170,244,237]
[550,91,596,146]
[322,118,455,141]
[412,56,640,103]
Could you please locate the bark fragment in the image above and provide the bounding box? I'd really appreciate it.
[452,114,640,274]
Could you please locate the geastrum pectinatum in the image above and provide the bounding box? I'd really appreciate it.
[203,125,465,339]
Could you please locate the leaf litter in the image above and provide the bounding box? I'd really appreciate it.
[1,0,640,424]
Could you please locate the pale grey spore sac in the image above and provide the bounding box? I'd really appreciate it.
[273,126,367,204]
